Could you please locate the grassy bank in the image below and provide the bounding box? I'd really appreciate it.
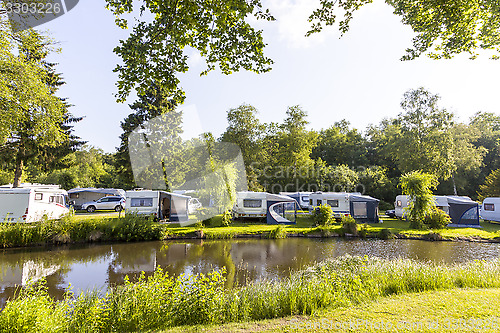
[2,256,500,332]
[164,216,500,242]
[1,213,500,249]
[163,288,500,332]
[0,213,163,248]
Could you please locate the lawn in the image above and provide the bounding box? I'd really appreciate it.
[67,212,500,241]
[160,288,500,332]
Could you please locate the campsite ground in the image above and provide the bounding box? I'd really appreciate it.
[72,212,500,242]
[159,288,500,332]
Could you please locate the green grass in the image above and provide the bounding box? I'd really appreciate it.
[0,213,163,248]
[1,213,499,249]
[3,256,500,332]
[162,288,500,332]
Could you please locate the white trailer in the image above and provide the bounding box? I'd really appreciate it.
[308,192,352,219]
[125,190,190,223]
[232,191,267,219]
[0,186,69,222]
[394,195,410,219]
[394,194,471,219]
[480,197,500,222]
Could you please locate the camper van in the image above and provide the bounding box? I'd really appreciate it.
[308,192,352,219]
[279,192,312,210]
[125,190,190,222]
[480,198,500,222]
[0,185,69,222]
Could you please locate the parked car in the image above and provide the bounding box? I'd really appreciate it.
[188,197,202,214]
[81,196,125,213]
[385,209,396,218]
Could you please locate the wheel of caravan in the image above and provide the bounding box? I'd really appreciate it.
[87,206,96,213]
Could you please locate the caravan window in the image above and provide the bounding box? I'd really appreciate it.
[49,196,64,205]
[131,198,153,207]
[484,204,495,211]
[243,199,262,208]
[396,200,402,207]
[35,193,43,200]
[69,193,79,199]
[327,200,339,207]
[352,202,368,218]
[309,199,313,206]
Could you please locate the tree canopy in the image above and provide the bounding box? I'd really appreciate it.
[308,0,500,60]
[104,0,274,103]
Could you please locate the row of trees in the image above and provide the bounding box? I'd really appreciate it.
[215,89,500,208]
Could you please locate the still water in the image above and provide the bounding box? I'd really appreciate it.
[1,238,499,306]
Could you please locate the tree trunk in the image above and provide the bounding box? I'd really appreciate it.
[452,174,458,196]
[13,146,25,188]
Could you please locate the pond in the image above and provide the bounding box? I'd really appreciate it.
[1,238,500,307]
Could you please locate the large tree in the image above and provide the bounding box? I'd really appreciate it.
[389,88,456,180]
[0,28,72,187]
[312,120,368,167]
[220,104,265,191]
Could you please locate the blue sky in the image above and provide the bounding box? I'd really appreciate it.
[40,0,500,152]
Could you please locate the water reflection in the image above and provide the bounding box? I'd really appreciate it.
[1,238,499,306]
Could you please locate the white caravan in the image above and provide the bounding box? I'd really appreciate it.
[232,191,297,219]
[232,191,267,218]
[308,192,352,219]
[480,198,500,222]
[394,195,471,219]
[125,190,190,223]
[394,195,411,219]
[0,185,69,222]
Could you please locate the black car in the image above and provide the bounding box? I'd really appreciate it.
[385,209,396,218]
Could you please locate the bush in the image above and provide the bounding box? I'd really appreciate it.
[312,204,334,226]
[377,228,394,240]
[341,215,358,236]
[358,224,368,239]
[268,225,287,239]
[221,210,232,227]
[424,209,451,229]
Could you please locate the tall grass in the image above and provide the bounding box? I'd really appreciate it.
[0,213,163,248]
[2,255,500,332]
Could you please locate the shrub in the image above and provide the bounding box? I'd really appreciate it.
[341,215,358,236]
[221,210,232,227]
[358,224,369,239]
[378,228,394,240]
[268,225,287,239]
[424,209,451,229]
[312,204,334,226]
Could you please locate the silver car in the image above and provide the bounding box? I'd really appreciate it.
[81,196,125,213]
